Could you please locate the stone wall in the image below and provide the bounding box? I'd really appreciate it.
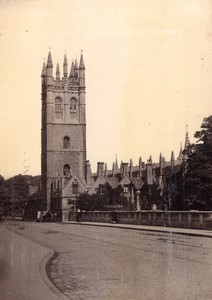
[67,210,212,229]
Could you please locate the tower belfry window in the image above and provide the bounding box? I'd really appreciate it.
[63,164,70,177]
[55,98,62,119]
[63,136,70,149]
[70,98,77,113]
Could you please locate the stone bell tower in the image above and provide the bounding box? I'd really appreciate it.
[41,50,86,209]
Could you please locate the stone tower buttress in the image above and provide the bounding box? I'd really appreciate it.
[79,51,86,123]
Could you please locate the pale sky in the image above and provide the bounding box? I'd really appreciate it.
[0,0,212,178]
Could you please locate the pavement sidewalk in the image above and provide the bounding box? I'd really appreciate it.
[64,221,212,238]
[0,225,69,300]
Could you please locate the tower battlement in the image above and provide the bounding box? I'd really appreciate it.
[42,51,85,88]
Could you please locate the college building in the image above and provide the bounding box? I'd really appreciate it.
[41,51,189,221]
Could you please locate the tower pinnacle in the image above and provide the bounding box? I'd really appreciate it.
[184,125,190,150]
[47,51,53,68]
[74,59,78,78]
[171,150,175,173]
[41,62,46,77]
[69,61,74,78]
[56,63,60,80]
[79,50,85,69]
[46,51,53,84]
[63,54,68,77]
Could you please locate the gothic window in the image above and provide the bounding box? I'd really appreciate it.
[70,98,77,114]
[63,164,70,177]
[63,136,70,149]
[73,182,78,195]
[123,185,129,195]
[55,97,62,119]
[99,184,104,195]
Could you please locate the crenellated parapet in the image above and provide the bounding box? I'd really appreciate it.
[42,50,85,89]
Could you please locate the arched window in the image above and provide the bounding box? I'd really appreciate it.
[63,164,70,177]
[55,97,62,119]
[63,136,70,149]
[70,98,77,113]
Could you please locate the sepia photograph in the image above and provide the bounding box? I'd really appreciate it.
[0,0,212,299]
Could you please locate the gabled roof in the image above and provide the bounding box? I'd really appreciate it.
[131,178,144,189]
[106,178,119,189]
[63,175,88,197]
[90,175,106,188]
[119,176,131,186]
[94,176,107,185]
[88,175,107,194]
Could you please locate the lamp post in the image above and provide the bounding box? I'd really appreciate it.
[131,186,135,210]
[136,190,141,211]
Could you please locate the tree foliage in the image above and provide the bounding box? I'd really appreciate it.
[162,116,212,211]
[76,192,106,211]
[0,174,41,216]
[76,185,130,211]
[0,175,10,213]
[184,116,212,210]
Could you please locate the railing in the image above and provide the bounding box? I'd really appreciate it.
[66,210,212,229]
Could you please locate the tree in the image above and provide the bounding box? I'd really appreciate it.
[6,175,29,209]
[163,170,184,210]
[0,174,42,217]
[76,192,106,211]
[184,116,212,210]
[76,185,130,211]
[0,175,10,213]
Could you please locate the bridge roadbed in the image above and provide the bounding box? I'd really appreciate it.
[2,221,212,300]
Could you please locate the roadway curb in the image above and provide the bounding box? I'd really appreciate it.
[39,251,70,300]
[63,221,212,238]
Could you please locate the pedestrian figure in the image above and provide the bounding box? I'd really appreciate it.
[76,209,82,222]
[111,210,117,223]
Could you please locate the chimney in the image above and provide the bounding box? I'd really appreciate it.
[97,162,104,177]
[122,162,129,178]
[85,160,92,186]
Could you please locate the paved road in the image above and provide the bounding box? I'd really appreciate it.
[3,221,212,300]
